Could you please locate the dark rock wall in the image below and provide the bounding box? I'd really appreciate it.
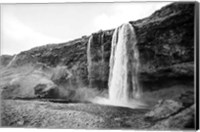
[131,3,195,89]
[4,2,195,90]
[132,3,194,72]
[87,30,113,89]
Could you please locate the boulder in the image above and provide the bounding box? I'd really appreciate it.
[51,66,72,85]
[178,90,194,107]
[34,83,58,98]
[151,104,195,130]
[145,99,183,121]
[1,70,59,99]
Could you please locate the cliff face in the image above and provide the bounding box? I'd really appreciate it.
[132,3,194,72]
[6,38,90,87]
[87,30,113,89]
[131,3,195,89]
[3,2,195,90]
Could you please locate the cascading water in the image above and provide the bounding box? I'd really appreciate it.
[109,23,140,103]
[87,33,107,89]
[91,23,145,108]
[7,55,17,67]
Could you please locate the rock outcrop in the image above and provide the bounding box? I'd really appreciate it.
[145,100,183,121]
[131,3,195,89]
[34,83,58,98]
[152,104,195,129]
[0,55,14,67]
[144,88,195,130]
[145,100,195,130]
[1,69,59,99]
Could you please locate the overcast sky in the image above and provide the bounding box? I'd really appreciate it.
[1,2,171,55]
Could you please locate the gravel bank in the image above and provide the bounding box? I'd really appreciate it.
[1,99,150,129]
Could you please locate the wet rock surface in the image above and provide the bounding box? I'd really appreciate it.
[87,31,112,89]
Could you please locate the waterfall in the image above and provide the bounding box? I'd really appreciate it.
[91,23,145,108]
[7,55,17,67]
[108,23,140,103]
[87,35,92,84]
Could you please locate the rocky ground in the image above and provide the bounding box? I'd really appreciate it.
[1,83,195,130]
[1,99,149,129]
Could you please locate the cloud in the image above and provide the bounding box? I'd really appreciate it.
[1,14,64,55]
[93,2,172,30]
[1,2,172,55]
